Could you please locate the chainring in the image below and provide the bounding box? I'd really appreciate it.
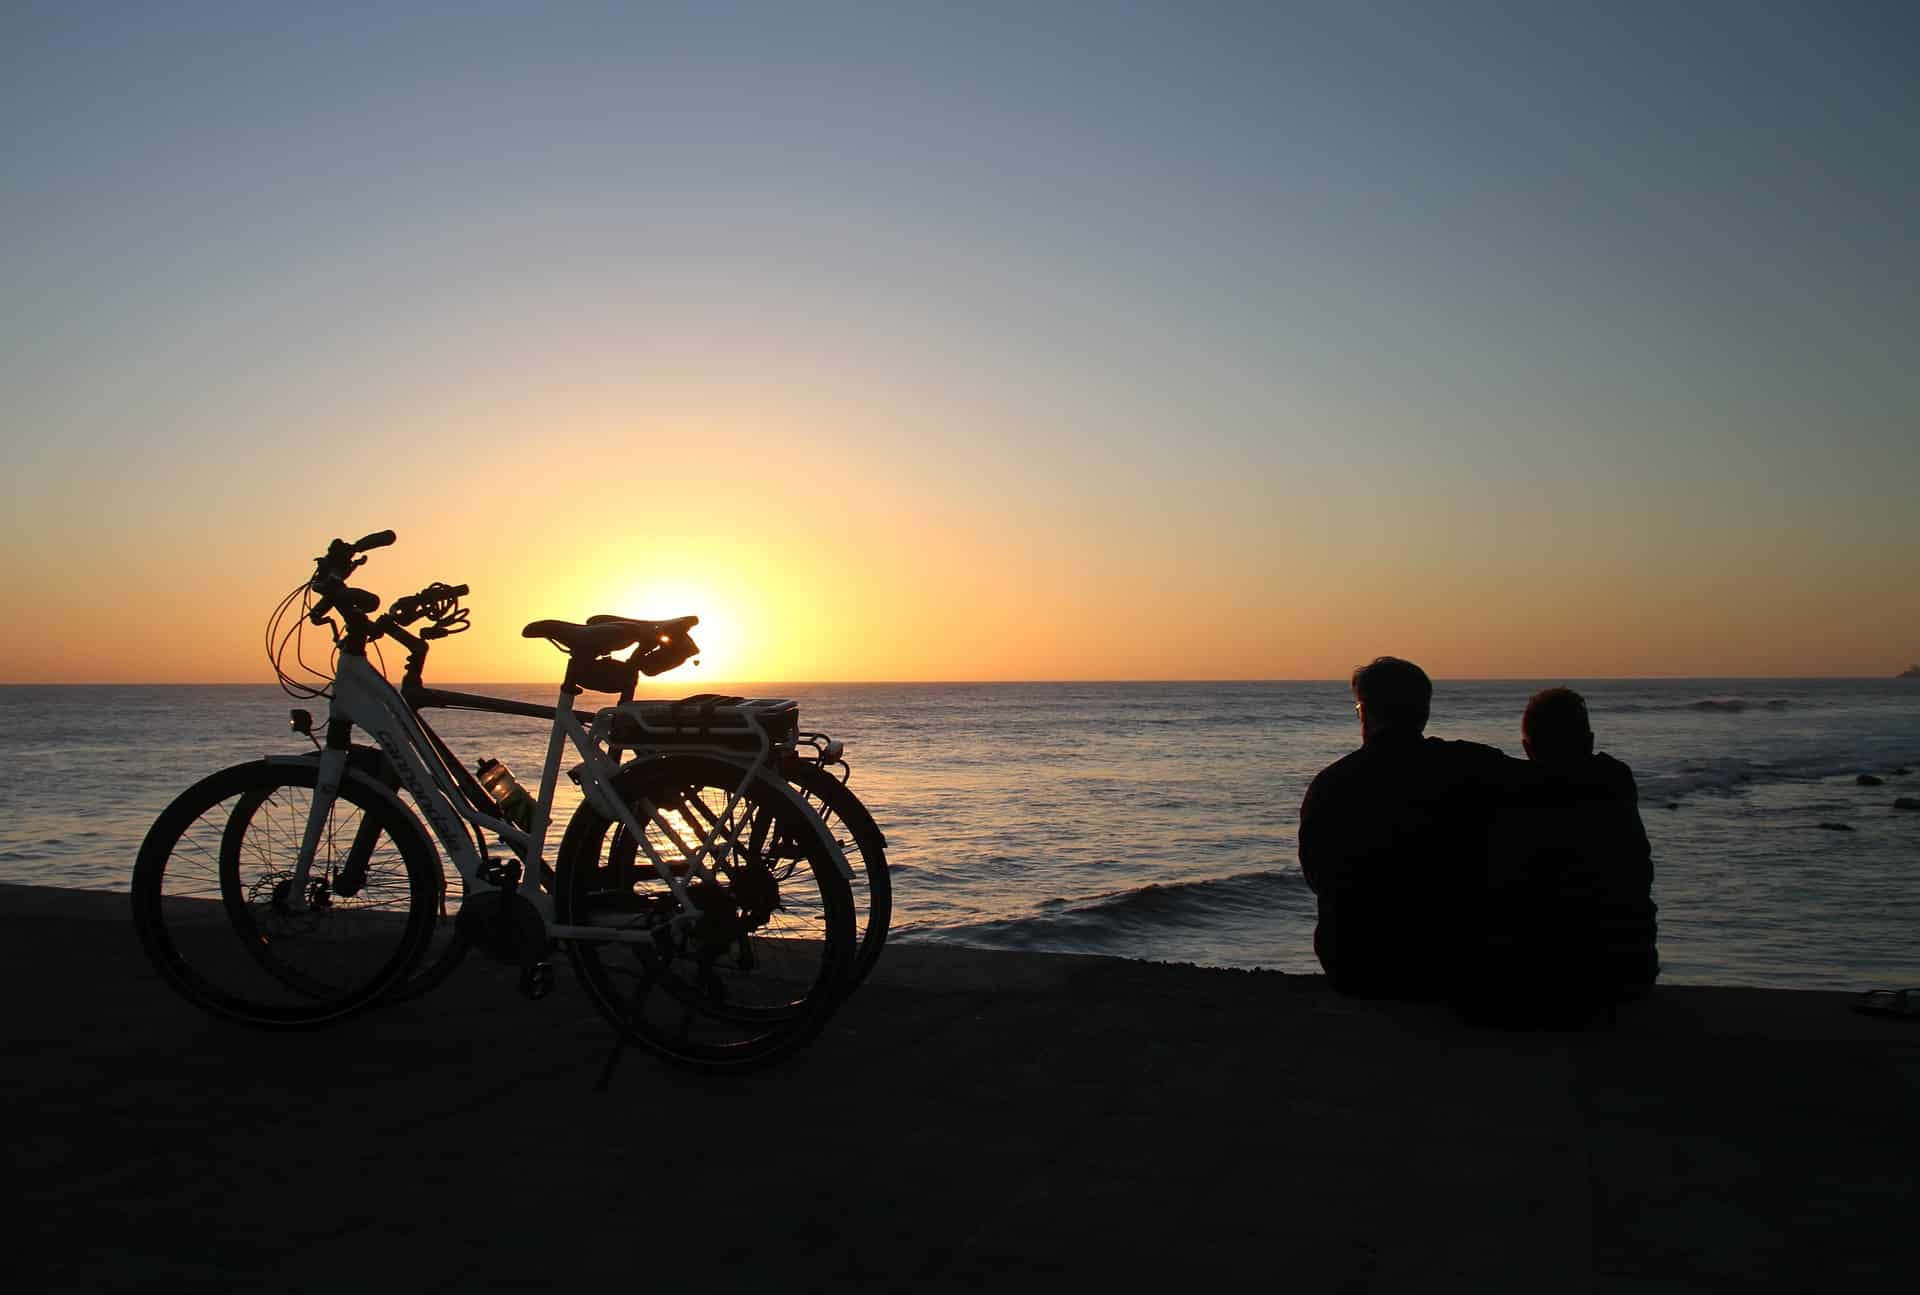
[455,890,548,963]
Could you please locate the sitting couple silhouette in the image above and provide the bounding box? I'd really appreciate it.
[1299,657,1658,1022]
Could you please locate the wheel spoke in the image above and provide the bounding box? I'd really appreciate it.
[556,755,855,1070]
[132,762,435,1028]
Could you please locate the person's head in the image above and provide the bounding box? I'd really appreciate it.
[1350,657,1431,740]
[1522,687,1593,766]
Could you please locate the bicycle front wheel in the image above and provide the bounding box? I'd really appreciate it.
[132,760,439,1027]
[556,754,855,1071]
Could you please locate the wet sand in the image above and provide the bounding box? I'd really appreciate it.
[8,881,1915,1291]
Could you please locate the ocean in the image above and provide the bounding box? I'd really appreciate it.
[3,678,1916,989]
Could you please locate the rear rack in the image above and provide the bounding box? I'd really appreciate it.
[605,694,801,753]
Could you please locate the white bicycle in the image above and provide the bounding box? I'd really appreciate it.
[131,531,857,1070]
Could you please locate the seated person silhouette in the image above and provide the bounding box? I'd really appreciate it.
[1469,688,1659,1022]
[1298,657,1523,998]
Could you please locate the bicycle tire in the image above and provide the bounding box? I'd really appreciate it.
[782,759,890,988]
[555,753,855,1071]
[386,897,470,1002]
[363,775,471,1004]
[132,760,439,1028]
[224,772,473,1005]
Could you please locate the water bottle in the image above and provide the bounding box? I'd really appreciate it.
[475,758,536,830]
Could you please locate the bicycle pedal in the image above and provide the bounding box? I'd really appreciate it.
[518,960,555,1000]
[480,859,522,889]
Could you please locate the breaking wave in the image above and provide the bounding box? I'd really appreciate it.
[1681,697,1794,713]
[1635,753,1914,802]
[1604,697,1795,714]
[898,869,1311,963]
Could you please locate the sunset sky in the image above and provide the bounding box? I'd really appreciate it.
[3,2,1915,683]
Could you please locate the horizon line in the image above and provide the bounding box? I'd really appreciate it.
[0,673,1907,688]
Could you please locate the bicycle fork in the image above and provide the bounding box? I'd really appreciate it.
[282,721,357,914]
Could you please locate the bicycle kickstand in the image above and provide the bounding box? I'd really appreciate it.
[594,1031,629,1092]
[594,943,665,1090]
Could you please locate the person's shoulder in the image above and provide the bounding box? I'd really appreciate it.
[1592,751,1634,778]
[1425,736,1518,769]
[1421,735,1506,754]
[1423,737,1537,798]
[1590,751,1641,798]
[1303,744,1372,802]
[1310,745,1369,783]
[1534,751,1640,807]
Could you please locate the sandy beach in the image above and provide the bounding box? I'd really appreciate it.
[8,880,1915,1291]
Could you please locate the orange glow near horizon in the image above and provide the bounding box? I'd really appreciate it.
[0,398,1914,685]
[0,508,1916,684]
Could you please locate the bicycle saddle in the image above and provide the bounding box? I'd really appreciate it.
[522,615,698,656]
[585,613,699,636]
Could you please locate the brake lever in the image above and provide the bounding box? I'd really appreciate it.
[420,609,470,640]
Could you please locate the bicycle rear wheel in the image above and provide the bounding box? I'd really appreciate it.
[783,759,890,988]
[556,753,854,1071]
[132,760,438,1027]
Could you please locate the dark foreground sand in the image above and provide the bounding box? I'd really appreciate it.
[7,882,1915,1292]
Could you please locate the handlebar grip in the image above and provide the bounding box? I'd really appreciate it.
[353,530,396,552]
[390,581,469,625]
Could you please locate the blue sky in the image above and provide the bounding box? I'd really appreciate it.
[3,1,1916,679]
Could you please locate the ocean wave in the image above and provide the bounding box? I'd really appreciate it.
[905,869,1308,956]
[1681,697,1793,713]
[1604,697,1796,714]
[1638,753,1915,802]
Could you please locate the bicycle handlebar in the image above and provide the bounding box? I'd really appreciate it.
[307,581,379,627]
[390,582,470,625]
[308,530,399,628]
[314,529,397,583]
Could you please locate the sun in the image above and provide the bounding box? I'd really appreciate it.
[611,580,740,682]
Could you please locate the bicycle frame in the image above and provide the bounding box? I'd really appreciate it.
[285,651,846,948]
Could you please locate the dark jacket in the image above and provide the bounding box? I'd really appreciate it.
[1480,752,1659,1000]
[1298,732,1527,997]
